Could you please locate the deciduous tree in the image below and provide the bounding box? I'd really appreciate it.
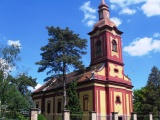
[0,43,37,119]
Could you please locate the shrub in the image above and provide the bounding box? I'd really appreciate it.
[38,114,46,120]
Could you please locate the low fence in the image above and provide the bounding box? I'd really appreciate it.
[30,108,157,120]
[95,112,154,120]
[136,114,160,120]
[96,114,112,120]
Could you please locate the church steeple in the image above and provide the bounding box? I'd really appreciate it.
[88,0,123,67]
[98,0,110,20]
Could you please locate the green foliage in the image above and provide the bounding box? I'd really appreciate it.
[36,26,87,81]
[16,112,28,120]
[145,66,160,115]
[66,80,83,120]
[11,73,37,95]
[0,80,28,115]
[133,87,148,114]
[133,66,160,115]
[36,26,87,110]
[0,74,37,113]
[0,44,37,119]
[38,114,46,120]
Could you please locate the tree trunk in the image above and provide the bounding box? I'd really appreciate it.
[63,63,67,109]
[63,76,66,109]
[63,62,67,120]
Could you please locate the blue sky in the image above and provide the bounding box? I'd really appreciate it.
[0,0,160,90]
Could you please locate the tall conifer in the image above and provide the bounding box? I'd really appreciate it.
[66,80,82,120]
[36,26,87,113]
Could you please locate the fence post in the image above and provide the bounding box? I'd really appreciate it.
[30,108,39,120]
[63,109,70,120]
[89,111,96,120]
[149,112,153,120]
[112,112,118,120]
[131,112,137,120]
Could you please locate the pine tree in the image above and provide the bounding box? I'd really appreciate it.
[36,26,87,112]
[133,66,160,115]
[145,66,160,114]
[66,80,82,120]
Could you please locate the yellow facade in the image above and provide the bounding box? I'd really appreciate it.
[114,92,123,115]
[79,90,93,120]
[79,90,93,112]
[100,90,106,116]
[124,75,130,81]
[45,97,54,114]
[109,63,123,79]
[126,94,130,115]
[44,97,54,120]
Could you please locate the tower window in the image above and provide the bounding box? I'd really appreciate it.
[99,12,103,19]
[96,40,102,56]
[115,96,121,104]
[83,94,89,111]
[114,68,119,73]
[112,40,117,52]
[57,99,62,113]
[47,101,51,114]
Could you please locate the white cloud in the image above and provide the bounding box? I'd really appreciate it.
[109,0,126,8]
[109,0,146,15]
[87,20,96,27]
[8,40,22,49]
[29,83,42,92]
[123,37,160,56]
[80,1,96,13]
[110,0,146,7]
[110,0,160,17]
[110,17,122,27]
[153,33,160,38]
[80,1,97,27]
[141,0,160,17]
[83,13,96,22]
[120,8,136,15]
[110,4,116,10]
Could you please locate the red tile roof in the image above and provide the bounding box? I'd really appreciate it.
[33,68,93,93]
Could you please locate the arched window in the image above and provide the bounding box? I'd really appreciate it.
[47,101,51,114]
[115,96,121,104]
[36,102,39,108]
[57,99,62,113]
[112,40,117,52]
[96,40,102,56]
[83,95,89,111]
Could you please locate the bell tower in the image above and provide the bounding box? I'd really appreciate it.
[88,0,124,81]
[88,0,133,116]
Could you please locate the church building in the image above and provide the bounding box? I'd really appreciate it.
[32,0,133,120]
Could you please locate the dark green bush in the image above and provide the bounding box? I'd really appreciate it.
[38,114,46,120]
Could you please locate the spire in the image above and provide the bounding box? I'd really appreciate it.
[98,0,110,20]
[101,0,105,4]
